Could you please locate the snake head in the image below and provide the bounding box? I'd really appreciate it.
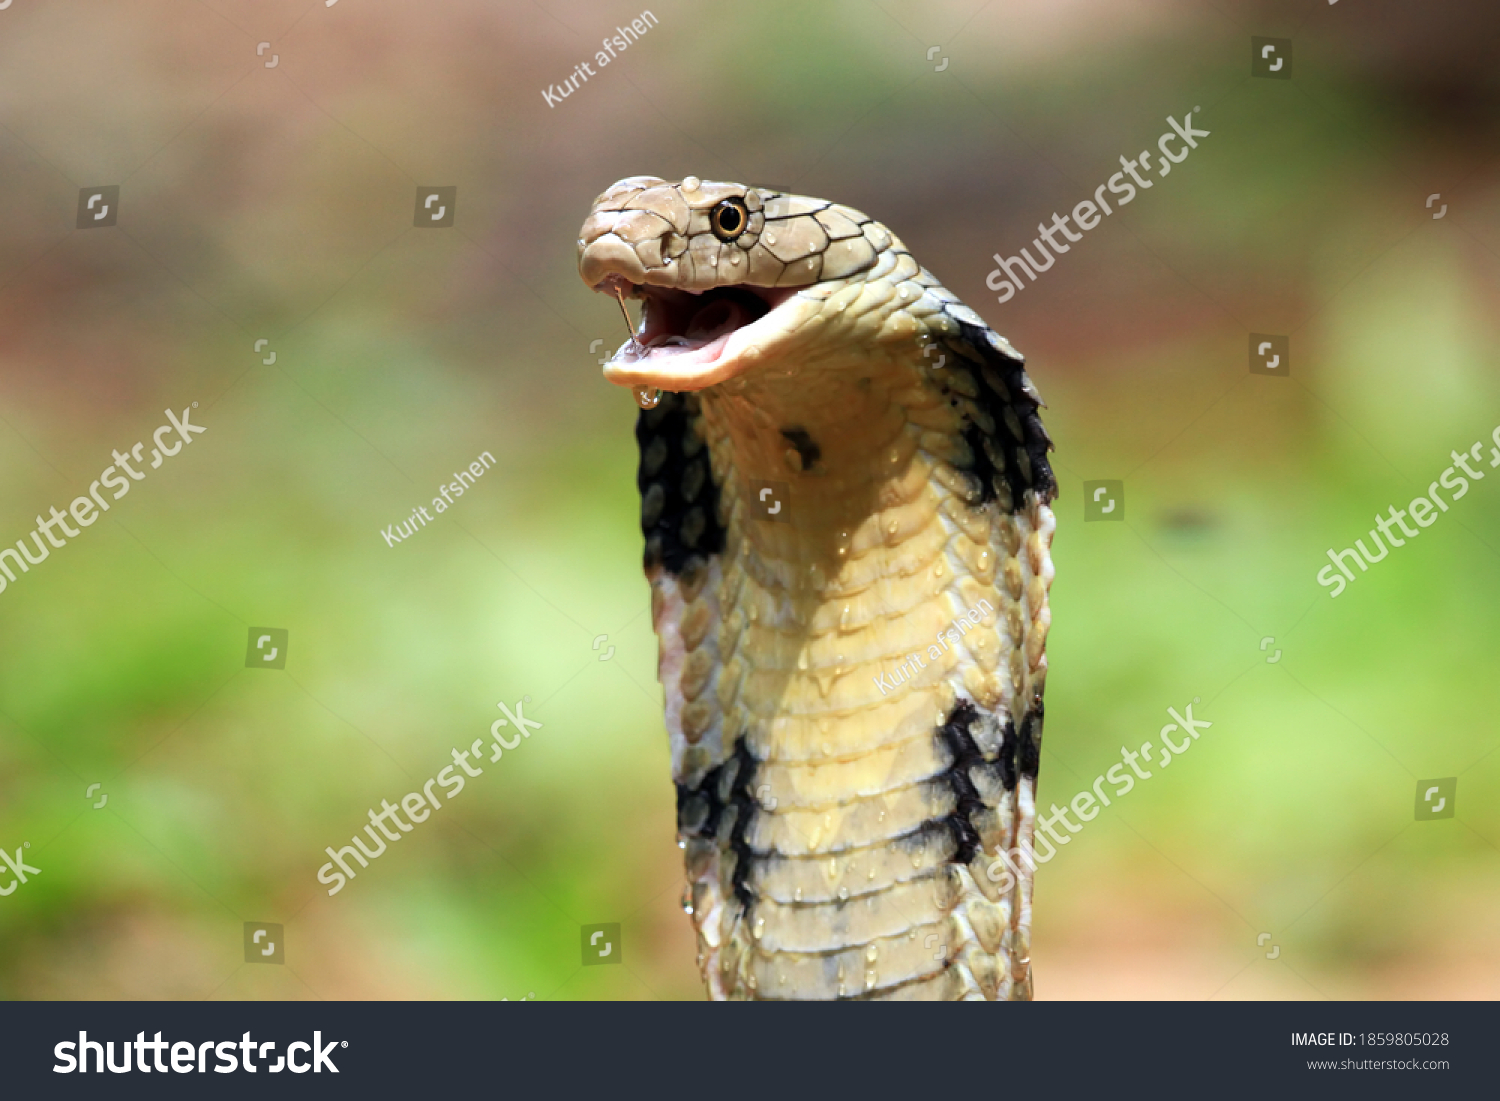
[578,175,884,392]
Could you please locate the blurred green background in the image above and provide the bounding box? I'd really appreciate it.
[0,0,1496,1000]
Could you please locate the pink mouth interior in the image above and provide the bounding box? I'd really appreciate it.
[599,280,793,373]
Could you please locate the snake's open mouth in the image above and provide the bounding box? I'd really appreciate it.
[593,275,799,392]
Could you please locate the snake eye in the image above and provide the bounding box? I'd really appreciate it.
[710,197,750,241]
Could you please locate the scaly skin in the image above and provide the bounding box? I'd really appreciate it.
[578,176,1057,1000]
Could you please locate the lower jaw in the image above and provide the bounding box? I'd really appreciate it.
[601,285,800,392]
[602,331,748,391]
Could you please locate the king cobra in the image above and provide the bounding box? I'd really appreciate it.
[578,176,1057,1000]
